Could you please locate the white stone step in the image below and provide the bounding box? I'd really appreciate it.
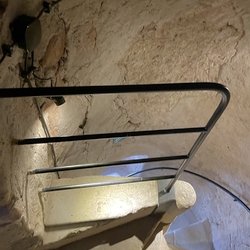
[168,209,198,232]
[165,219,214,250]
[43,175,158,226]
[41,177,196,249]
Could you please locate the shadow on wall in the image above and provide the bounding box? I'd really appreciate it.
[57,213,164,250]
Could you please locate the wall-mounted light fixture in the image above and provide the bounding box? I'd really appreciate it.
[1,1,66,106]
[47,96,66,106]
[9,14,42,53]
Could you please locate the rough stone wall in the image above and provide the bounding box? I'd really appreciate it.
[0,0,250,249]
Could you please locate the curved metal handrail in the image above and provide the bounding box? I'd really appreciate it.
[127,167,250,213]
[0,83,230,192]
[0,82,230,99]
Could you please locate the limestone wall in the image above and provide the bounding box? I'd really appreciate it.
[0,0,250,249]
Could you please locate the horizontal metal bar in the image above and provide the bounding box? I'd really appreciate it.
[41,175,175,192]
[17,127,206,145]
[30,155,188,174]
[0,82,229,98]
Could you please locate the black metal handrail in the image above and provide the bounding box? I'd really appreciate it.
[0,82,230,192]
[17,127,206,145]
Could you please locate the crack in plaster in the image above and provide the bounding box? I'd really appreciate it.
[112,96,142,132]
[78,95,93,133]
[63,2,85,13]
[217,0,245,81]
[54,10,69,87]
[98,1,104,16]
[96,139,110,162]
[228,0,245,62]
[79,110,89,133]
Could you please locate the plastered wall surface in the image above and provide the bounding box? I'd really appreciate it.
[0,0,250,249]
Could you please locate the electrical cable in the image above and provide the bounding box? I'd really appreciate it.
[37,0,64,19]
[127,167,250,213]
[0,54,6,65]
[0,43,15,66]
[26,51,65,105]
[33,72,53,81]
